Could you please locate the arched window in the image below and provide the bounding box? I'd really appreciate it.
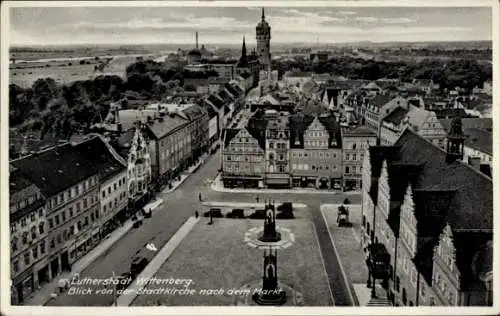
[31,226,37,240]
[39,222,45,234]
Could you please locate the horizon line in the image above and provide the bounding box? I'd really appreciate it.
[9,39,493,48]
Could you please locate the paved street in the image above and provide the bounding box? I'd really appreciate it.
[47,150,360,306]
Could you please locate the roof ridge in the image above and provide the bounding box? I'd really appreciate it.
[398,129,492,181]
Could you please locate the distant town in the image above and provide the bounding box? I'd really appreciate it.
[8,5,493,310]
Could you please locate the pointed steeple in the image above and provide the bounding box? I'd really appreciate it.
[242,36,247,58]
[262,7,265,21]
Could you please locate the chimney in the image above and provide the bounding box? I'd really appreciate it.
[468,156,481,170]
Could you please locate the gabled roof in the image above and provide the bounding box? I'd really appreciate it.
[145,114,188,139]
[432,108,468,119]
[288,113,315,148]
[222,128,240,147]
[205,104,218,119]
[73,136,126,182]
[383,107,408,125]
[181,103,206,121]
[11,143,99,197]
[218,89,234,103]
[246,116,268,149]
[463,128,492,155]
[369,129,493,290]
[341,125,377,137]
[317,115,343,149]
[363,82,381,90]
[206,94,225,109]
[224,83,241,98]
[366,94,393,108]
[394,129,492,231]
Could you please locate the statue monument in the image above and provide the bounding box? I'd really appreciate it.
[259,201,281,242]
[252,248,287,305]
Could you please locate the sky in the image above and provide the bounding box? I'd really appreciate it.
[9,6,493,46]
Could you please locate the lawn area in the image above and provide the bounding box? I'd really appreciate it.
[131,217,333,306]
[321,204,369,285]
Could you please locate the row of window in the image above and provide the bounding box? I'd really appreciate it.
[225,155,263,162]
[225,165,262,174]
[11,208,45,233]
[433,268,459,305]
[11,222,45,253]
[12,240,46,274]
[101,175,127,199]
[292,164,338,171]
[292,151,339,159]
[345,153,364,161]
[49,176,98,210]
[344,165,363,174]
[102,192,127,213]
[10,191,42,213]
[48,194,98,230]
[268,142,287,150]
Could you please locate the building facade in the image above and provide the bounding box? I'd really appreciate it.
[9,168,47,304]
[265,111,291,188]
[11,144,101,290]
[289,114,343,189]
[361,125,492,307]
[221,127,266,188]
[341,126,377,191]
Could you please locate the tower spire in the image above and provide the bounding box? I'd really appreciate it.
[195,31,199,49]
[262,7,265,21]
[242,36,247,58]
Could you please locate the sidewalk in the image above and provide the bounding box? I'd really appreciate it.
[25,219,135,306]
[210,175,361,195]
[320,203,367,307]
[161,155,207,194]
[118,216,200,306]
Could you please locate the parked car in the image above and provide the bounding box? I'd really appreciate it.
[130,256,149,278]
[203,208,223,218]
[226,208,245,218]
[277,202,293,212]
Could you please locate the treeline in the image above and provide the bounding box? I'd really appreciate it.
[10,60,220,139]
[274,56,492,92]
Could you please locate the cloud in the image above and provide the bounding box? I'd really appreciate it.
[354,16,416,24]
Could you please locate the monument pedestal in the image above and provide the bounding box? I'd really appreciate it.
[252,291,287,305]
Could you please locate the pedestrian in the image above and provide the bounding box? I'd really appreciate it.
[199,192,202,202]
[195,210,199,218]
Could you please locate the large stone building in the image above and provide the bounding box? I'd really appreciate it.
[221,124,266,188]
[289,113,343,189]
[256,8,271,70]
[264,110,291,188]
[11,144,101,291]
[73,136,129,238]
[115,103,208,187]
[9,168,47,304]
[362,122,492,306]
[221,110,345,189]
[380,104,447,148]
[341,125,378,191]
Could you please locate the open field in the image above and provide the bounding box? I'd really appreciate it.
[9,53,157,88]
[131,217,333,306]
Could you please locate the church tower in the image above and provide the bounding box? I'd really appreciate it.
[256,7,271,69]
